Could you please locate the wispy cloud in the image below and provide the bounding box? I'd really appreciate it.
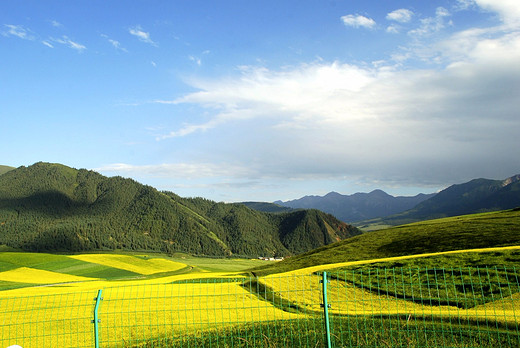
[189,55,202,66]
[2,24,35,40]
[101,34,128,52]
[50,20,62,28]
[454,0,476,11]
[386,24,401,34]
[408,7,452,37]
[387,9,414,23]
[41,40,54,48]
[96,162,253,180]
[50,35,86,52]
[341,14,376,29]
[188,50,210,66]
[129,25,157,46]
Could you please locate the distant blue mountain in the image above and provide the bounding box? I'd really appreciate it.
[355,174,520,229]
[274,189,435,223]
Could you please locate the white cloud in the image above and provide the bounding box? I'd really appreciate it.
[154,19,520,188]
[2,24,34,40]
[50,35,86,52]
[387,9,414,23]
[341,14,376,29]
[101,34,128,52]
[41,40,54,48]
[96,162,253,180]
[129,25,157,46]
[189,55,202,66]
[109,39,126,50]
[408,7,451,37]
[386,24,401,34]
[134,2,520,195]
[475,0,520,26]
[454,0,476,11]
[50,20,62,28]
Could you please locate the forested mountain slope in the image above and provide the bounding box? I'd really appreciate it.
[0,165,14,176]
[0,162,360,256]
[252,208,520,276]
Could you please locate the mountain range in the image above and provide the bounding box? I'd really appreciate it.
[0,162,360,256]
[273,190,435,223]
[359,174,520,229]
[268,174,520,229]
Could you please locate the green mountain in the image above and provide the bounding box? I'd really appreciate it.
[356,175,520,229]
[252,208,520,276]
[239,201,294,213]
[0,162,361,256]
[0,165,15,176]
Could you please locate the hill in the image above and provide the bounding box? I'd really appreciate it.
[0,162,361,256]
[357,174,520,229]
[275,190,435,223]
[0,165,15,176]
[239,201,294,213]
[251,208,520,276]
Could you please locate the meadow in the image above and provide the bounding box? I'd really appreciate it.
[0,210,519,347]
[0,246,519,347]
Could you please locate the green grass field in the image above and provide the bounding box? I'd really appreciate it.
[0,209,519,347]
[252,209,520,276]
[135,316,520,348]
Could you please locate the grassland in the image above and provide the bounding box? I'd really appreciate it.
[1,246,519,347]
[252,209,520,276]
[1,209,519,347]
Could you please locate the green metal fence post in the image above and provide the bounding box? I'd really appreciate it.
[321,272,332,348]
[93,289,103,348]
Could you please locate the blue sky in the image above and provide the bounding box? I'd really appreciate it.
[2,0,519,202]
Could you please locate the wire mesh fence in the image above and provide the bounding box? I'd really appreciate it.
[1,267,519,347]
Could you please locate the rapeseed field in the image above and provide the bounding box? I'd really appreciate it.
[0,250,519,347]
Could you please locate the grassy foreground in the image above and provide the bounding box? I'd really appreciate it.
[135,316,519,348]
[252,209,520,276]
[0,250,519,347]
[1,208,520,347]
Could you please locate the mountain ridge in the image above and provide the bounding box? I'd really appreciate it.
[357,174,520,229]
[275,189,435,223]
[0,162,361,256]
[0,165,15,176]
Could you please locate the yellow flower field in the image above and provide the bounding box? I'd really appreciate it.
[0,267,96,284]
[1,250,519,347]
[0,279,304,348]
[69,254,187,275]
[261,272,520,325]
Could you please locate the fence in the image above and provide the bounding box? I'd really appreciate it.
[1,267,519,347]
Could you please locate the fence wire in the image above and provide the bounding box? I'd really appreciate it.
[0,267,518,347]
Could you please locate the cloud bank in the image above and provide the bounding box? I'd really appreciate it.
[150,4,520,191]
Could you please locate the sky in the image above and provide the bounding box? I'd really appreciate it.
[1,0,519,202]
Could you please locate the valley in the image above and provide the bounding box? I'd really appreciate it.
[1,163,519,347]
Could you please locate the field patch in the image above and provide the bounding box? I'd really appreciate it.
[253,209,520,276]
[277,245,520,276]
[69,254,186,275]
[0,252,72,271]
[0,252,141,281]
[0,267,95,284]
